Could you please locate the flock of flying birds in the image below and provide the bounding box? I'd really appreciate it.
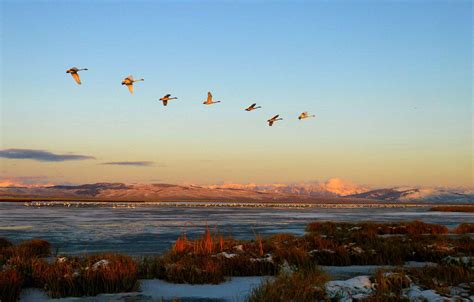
[66,67,316,126]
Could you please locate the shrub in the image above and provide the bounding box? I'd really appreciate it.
[0,237,13,249]
[364,269,411,302]
[0,269,23,302]
[246,266,328,302]
[220,255,278,277]
[5,256,48,288]
[15,239,51,258]
[407,264,474,295]
[41,253,139,298]
[454,223,474,234]
[137,255,166,279]
[164,255,225,284]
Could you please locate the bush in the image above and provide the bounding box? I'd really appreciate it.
[15,239,51,258]
[246,266,328,302]
[0,237,13,249]
[364,269,411,302]
[163,255,225,284]
[5,256,48,288]
[42,253,139,298]
[0,269,23,302]
[407,264,474,295]
[454,223,474,234]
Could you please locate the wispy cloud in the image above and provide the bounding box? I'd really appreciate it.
[101,161,155,167]
[0,149,95,162]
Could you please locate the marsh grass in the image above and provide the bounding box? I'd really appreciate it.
[246,265,328,302]
[454,223,474,234]
[0,269,23,302]
[42,253,139,298]
[365,264,473,301]
[363,270,411,302]
[1,220,472,299]
[0,239,139,299]
[139,226,278,283]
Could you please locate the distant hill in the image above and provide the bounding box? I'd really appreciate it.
[0,182,309,202]
[347,188,474,203]
[0,181,472,203]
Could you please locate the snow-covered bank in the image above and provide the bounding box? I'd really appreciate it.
[20,276,268,302]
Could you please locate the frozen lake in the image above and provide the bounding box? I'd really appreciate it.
[0,202,472,255]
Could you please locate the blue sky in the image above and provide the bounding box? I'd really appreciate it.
[1,0,472,187]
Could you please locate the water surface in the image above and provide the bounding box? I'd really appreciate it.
[1,202,471,255]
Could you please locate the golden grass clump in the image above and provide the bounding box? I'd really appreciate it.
[172,225,230,255]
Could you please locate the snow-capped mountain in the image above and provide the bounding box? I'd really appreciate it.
[348,187,473,203]
[0,178,472,203]
[205,178,369,198]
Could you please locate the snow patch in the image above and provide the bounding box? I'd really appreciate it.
[325,275,374,301]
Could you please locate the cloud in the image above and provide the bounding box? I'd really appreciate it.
[204,178,370,196]
[0,176,56,188]
[0,149,95,162]
[101,161,155,167]
[321,178,369,196]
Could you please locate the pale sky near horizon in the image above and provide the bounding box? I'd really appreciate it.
[0,0,472,188]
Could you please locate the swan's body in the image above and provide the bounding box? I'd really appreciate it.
[203,92,221,105]
[159,94,178,106]
[245,103,261,111]
[298,112,315,120]
[66,67,88,85]
[267,114,283,126]
[121,75,144,94]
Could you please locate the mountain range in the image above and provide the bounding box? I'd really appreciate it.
[0,178,472,203]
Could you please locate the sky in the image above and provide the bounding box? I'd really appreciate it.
[0,0,472,188]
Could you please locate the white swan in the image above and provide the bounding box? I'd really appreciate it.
[159,94,178,106]
[245,103,262,111]
[203,92,221,105]
[121,75,144,94]
[267,115,283,126]
[66,67,88,85]
[298,112,315,120]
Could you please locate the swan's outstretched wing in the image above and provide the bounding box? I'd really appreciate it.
[272,115,279,120]
[164,94,171,98]
[207,92,212,102]
[127,83,134,94]
[71,73,81,85]
[250,103,256,108]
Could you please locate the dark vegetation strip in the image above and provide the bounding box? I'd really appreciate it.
[0,220,473,301]
[430,205,474,213]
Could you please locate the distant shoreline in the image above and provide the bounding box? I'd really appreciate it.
[0,197,469,207]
